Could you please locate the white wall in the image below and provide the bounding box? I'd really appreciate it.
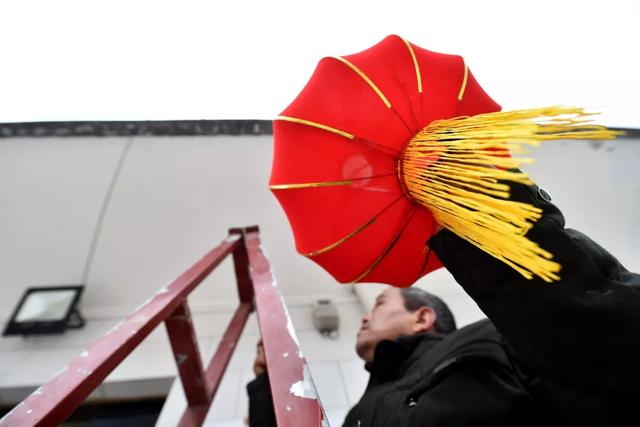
[0,134,365,411]
[0,135,638,425]
[0,135,352,320]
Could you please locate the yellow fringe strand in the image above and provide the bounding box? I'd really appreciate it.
[401,106,622,282]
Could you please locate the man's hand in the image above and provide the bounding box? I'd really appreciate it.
[253,339,267,377]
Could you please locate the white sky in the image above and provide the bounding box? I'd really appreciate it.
[1,0,639,127]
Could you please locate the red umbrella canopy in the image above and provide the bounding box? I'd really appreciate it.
[269,35,500,287]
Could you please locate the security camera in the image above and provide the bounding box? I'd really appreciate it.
[312,299,339,338]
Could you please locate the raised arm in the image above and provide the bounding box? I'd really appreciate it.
[428,181,640,395]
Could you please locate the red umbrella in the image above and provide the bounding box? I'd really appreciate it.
[270,35,618,287]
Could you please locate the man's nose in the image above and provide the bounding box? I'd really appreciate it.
[361,314,370,326]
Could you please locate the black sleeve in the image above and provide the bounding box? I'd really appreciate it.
[247,373,277,427]
[427,182,640,393]
[411,363,544,427]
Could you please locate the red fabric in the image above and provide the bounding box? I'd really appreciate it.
[270,35,501,287]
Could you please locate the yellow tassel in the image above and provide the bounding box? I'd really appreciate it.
[401,106,622,282]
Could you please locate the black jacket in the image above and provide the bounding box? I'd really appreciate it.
[341,319,550,427]
[248,183,640,426]
[428,182,640,425]
[248,318,548,427]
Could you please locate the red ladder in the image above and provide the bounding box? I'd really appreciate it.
[0,226,326,427]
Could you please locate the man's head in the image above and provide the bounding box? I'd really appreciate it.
[355,287,456,363]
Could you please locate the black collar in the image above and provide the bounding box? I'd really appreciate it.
[366,333,444,386]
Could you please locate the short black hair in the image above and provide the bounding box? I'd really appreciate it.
[400,288,457,334]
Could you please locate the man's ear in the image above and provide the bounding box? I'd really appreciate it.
[412,306,436,333]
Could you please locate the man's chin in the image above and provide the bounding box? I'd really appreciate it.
[355,330,368,345]
[355,337,373,362]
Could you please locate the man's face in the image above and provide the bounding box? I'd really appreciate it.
[355,287,415,363]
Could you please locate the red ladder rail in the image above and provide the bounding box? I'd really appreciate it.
[244,229,326,427]
[0,226,326,427]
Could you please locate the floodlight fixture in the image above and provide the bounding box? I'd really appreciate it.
[3,285,85,336]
